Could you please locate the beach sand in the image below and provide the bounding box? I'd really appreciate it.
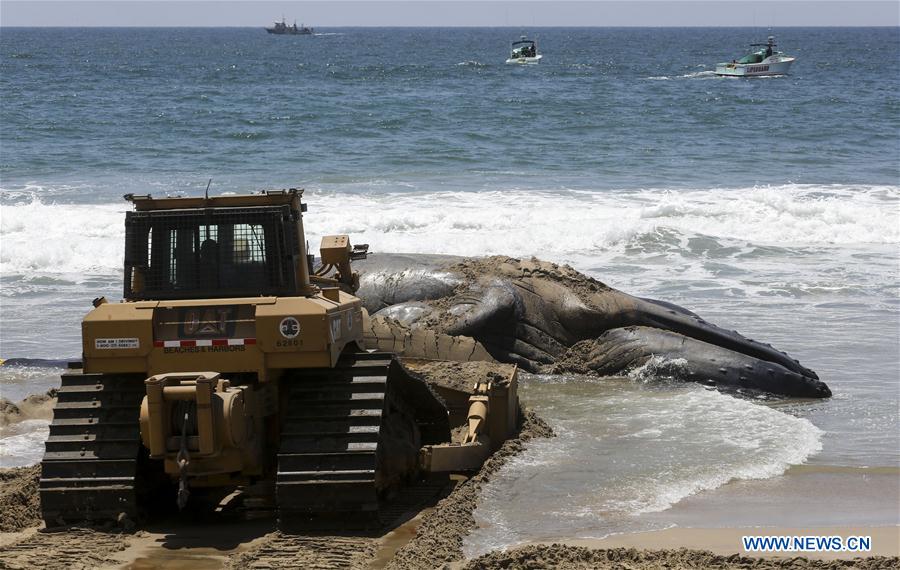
[559,526,899,560]
[1,466,898,569]
[460,543,899,569]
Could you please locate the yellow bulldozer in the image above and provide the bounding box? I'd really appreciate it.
[40,189,518,527]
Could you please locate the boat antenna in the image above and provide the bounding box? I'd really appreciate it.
[205,178,212,200]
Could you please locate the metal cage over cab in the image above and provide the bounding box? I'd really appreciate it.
[124,196,303,301]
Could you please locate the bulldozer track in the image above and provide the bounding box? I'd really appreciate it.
[39,371,149,525]
[276,351,416,528]
[38,354,448,530]
[0,529,129,570]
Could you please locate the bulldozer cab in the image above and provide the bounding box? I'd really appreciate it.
[124,192,306,301]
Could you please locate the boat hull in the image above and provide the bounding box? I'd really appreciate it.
[505,55,542,65]
[715,57,795,77]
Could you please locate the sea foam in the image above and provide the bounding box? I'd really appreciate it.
[463,378,825,558]
[0,419,49,468]
[2,184,896,278]
[0,199,127,276]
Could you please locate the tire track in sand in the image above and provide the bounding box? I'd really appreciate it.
[0,528,128,570]
[227,533,376,570]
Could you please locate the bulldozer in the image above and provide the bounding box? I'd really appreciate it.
[39,189,519,528]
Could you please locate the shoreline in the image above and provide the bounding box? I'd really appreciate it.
[556,526,900,560]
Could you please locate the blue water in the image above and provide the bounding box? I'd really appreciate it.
[1,27,898,198]
[1,27,898,547]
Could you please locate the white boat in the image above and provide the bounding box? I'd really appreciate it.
[715,36,795,77]
[505,36,542,65]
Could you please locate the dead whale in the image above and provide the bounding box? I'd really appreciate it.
[353,254,830,398]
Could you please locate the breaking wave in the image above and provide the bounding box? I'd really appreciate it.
[2,184,896,277]
[627,356,690,383]
[0,419,49,468]
[0,199,127,276]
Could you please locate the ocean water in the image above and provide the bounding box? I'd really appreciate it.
[1,27,898,545]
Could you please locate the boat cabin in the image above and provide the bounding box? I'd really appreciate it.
[510,38,538,59]
[736,36,778,64]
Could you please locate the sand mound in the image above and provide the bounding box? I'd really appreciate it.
[404,359,515,394]
[463,544,900,569]
[385,408,555,570]
[0,465,42,533]
[449,256,611,298]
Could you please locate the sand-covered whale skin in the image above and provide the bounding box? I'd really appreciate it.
[356,254,830,398]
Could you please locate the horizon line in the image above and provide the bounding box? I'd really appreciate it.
[3,24,898,28]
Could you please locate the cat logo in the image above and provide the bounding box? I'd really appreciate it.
[279,317,301,339]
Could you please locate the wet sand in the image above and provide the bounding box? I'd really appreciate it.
[462,462,900,566]
[640,464,900,529]
[465,463,900,566]
[558,526,899,560]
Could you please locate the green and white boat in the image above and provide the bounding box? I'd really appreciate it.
[716,36,795,77]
